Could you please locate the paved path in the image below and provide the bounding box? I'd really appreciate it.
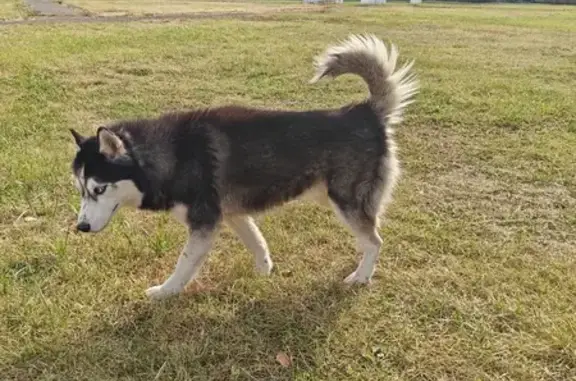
[2,1,321,26]
[24,0,83,16]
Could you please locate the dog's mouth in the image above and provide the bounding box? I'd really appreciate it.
[97,203,120,231]
[78,204,120,233]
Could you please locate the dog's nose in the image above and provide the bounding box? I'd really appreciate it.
[76,222,91,232]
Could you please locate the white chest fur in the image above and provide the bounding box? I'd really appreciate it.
[171,203,189,225]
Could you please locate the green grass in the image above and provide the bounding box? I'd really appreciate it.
[62,0,308,16]
[0,0,31,19]
[1,4,576,381]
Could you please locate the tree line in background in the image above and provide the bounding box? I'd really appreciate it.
[440,0,576,4]
[368,0,576,4]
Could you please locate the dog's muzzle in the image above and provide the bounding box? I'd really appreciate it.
[76,222,91,232]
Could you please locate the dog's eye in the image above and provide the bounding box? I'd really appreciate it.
[93,185,107,195]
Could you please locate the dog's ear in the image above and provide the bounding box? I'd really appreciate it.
[97,127,126,159]
[70,129,86,147]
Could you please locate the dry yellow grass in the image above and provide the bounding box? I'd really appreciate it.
[0,0,30,19]
[64,0,306,16]
[0,4,575,381]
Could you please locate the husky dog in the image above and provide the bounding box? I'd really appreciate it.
[69,34,418,299]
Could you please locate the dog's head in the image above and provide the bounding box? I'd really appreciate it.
[70,127,143,233]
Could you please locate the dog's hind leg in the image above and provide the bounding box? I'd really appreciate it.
[329,190,383,285]
[146,228,216,299]
[226,215,273,275]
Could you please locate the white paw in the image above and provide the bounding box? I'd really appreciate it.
[145,285,181,300]
[256,258,273,276]
[344,271,372,285]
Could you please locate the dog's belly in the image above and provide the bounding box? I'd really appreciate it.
[220,181,329,216]
[295,182,329,206]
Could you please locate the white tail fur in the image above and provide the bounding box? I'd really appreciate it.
[310,34,419,127]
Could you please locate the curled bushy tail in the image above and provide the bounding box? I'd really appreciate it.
[310,34,418,126]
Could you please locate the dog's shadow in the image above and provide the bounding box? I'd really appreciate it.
[10,277,360,380]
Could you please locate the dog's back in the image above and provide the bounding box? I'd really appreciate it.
[193,102,384,214]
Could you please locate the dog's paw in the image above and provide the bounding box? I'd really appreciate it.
[256,259,274,276]
[145,285,180,300]
[343,271,372,285]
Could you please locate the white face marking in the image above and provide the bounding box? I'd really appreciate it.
[74,167,85,194]
[74,169,143,233]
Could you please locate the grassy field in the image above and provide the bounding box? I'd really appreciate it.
[1,4,575,381]
[63,0,307,16]
[0,0,29,19]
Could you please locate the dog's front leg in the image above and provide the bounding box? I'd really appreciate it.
[226,215,273,275]
[146,229,215,299]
